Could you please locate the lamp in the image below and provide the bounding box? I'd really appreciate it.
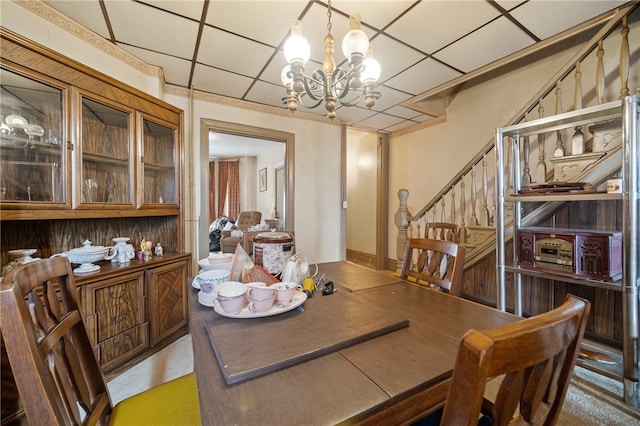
[281,0,381,119]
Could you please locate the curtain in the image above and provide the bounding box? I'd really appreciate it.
[217,161,240,221]
[209,161,216,224]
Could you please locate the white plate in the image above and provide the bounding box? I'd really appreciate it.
[5,115,28,128]
[213,291,307,318]
[24,124,44,137]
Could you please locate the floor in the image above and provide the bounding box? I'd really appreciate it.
[107,333,640,425]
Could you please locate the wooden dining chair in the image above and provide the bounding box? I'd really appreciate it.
[425,222,460,243]
[400,238,466,296]
[0,256,201,426]
[437,294,591,426]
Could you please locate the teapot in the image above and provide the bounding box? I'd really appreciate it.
[281,252,317,286]
[112,237,136,264]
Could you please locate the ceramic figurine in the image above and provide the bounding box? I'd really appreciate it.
[155,243,164,257]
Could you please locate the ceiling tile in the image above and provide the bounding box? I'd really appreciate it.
[333,106,378,126]
[144,0,206,21]
[384,105,423,120]
[368,34,424,83]
[385,58,462,95]
[385,0,501,54]
[192,63,254,98]
[509,0,628,40]
[260,53,291,86]
[330,1,414,30]
[357,111,406,131]
[206,1,306,46]
[244,80,290,110]
[119,45,193,87]
[198,26,276,76]
[434,16,534,73]
[368,85,412,113]
[43,0,110,38]
[104,1,199,59]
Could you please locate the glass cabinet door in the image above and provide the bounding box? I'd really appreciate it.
[0,67,65,204]
[140,116,177,205]
[80,96,133,205]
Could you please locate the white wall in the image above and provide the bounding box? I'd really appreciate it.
[256,144,285,221]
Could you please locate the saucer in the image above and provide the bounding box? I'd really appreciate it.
[213,291,307,318]
[198,290,218,307]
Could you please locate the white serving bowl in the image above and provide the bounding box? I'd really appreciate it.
[198,256,233,272]
[207,252,234,264]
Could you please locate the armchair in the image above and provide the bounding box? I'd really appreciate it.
[220,211,262,253]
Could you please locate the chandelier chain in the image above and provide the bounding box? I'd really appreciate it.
[327,0,332,34]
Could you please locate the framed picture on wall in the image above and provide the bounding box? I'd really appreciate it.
[259,167,267,192]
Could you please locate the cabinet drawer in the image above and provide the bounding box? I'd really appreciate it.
[95,323,148,371]
[91,277,144,308]
[93,296,146,342]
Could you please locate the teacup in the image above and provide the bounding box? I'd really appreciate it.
[246,282,276,299]
[193,269,231,293]
[273,281,297,304]
[247,295,275,313]
[216,281,247,313]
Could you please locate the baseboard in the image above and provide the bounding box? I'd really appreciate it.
[346,249,376,268]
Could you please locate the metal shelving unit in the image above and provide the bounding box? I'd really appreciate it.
[495,95,639,407]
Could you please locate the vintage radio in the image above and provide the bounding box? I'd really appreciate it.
[516,227,622,281]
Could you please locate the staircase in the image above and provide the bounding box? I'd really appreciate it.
[395,3,637,273]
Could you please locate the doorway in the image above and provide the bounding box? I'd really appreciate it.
[199,119,295,259]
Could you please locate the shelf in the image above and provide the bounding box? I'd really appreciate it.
[506,192,621,202]
[1,135,62,155]
[500,99,623,137]
[143,161,174,171]
[504,264,622,292]
[83,151,129,166]
[496,95,638,407]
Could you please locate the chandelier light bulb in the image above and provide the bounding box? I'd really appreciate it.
[341,14,369,60]
[361,50,381,82]
[284,20,310,64]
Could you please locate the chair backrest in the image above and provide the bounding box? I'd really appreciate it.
[234,211,262,231]
[0,257,113,425]
[441,294,591,426]
[425,221,460,243]
[400,238,466,296]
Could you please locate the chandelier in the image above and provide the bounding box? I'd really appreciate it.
[281,0,381,119]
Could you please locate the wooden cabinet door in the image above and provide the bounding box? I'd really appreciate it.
[147,259,188,345]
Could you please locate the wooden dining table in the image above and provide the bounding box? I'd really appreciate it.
[189,261,518,425]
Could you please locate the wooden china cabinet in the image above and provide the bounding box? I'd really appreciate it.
[0,29,190,423]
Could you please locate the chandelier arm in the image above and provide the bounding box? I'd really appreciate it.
[336,91,365,107]
[297,95,325,109]
[300,70,329,102]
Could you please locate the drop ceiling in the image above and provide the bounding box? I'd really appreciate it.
[39,0,629,133]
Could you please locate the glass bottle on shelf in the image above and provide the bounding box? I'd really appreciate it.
[0,68,65,204]
[141,117,177,205]
[80,96,132,204]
